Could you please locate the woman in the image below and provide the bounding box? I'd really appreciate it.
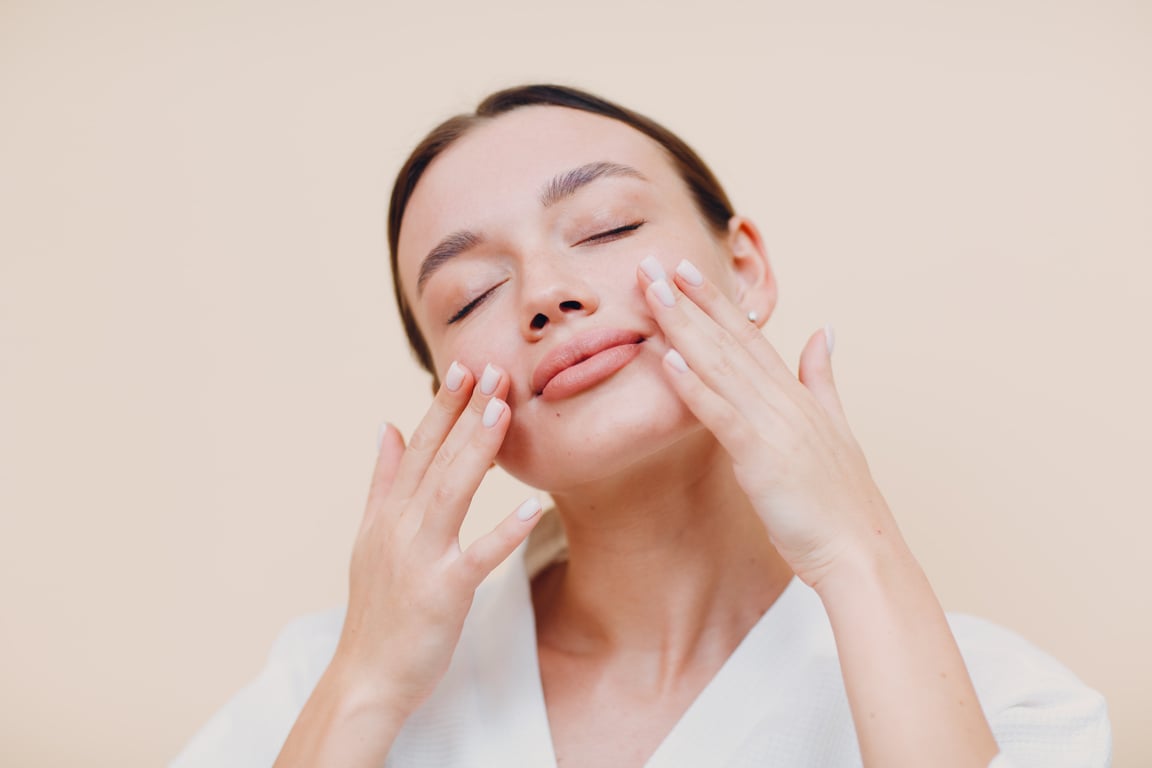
[173,85,1109,767]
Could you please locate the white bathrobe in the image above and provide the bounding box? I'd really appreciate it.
[172,513,1111,767]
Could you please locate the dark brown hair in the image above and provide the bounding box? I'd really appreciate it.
[387,84,736,376]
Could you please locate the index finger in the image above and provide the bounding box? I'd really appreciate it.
[386,360,477,501]
[663,257,797,386]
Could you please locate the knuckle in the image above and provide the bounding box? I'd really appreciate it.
[431,482,456,508]
[458,545,484,573]
[468,393,489,416]
[432,443,456,471]
[706,352,737,381]
[407,425,438,453]
[433,391,462,417]
[735,322,763,346]
[455,547,487,586]
[715,329,743,358]
[711,402,743,434]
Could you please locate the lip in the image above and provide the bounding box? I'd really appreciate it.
[531,328,646,401]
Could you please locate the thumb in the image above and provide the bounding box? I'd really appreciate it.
[798,325,849,430]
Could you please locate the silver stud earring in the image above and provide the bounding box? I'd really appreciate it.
[747,311,759,324]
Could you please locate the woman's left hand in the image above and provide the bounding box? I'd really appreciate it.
[638,255,899,591]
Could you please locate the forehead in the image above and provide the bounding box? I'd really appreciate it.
[396,106,681,286]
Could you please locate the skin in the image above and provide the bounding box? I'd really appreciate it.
[274,106,1000,767]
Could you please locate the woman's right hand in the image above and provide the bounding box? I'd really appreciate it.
[275,361,541,766]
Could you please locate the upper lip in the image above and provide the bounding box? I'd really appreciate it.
[531,328,646,396]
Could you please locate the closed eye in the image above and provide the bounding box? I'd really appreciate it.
[448,284,500,325]
[578,220,645,246]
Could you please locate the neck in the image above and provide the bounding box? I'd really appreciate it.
[533,430,793,675]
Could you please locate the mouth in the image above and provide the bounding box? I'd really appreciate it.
[532,328,647,402]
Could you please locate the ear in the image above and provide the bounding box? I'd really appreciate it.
[725,216,777,325]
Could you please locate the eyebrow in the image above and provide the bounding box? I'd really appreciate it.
[416,161,647,295]
[539,161,647,208]
[417,230,484,295]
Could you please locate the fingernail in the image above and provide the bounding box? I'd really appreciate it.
[675,259,704,286]
[479,364,500,395]
[651,279,675,307]
[482,398,506,428]
[376,422,387,451]
[444,361,466,391]
[664,348,689,372]
[516,497,542,521]
[639,256,667,282]
[824,324,836,356]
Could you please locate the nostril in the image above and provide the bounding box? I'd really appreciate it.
[559,300,583,312]
[530,313,548,330]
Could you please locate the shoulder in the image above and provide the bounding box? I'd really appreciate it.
[783,585,1111,766]
[169,607,345,768]
[946,612,1112,766]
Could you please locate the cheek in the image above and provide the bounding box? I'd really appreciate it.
[428,317,520,386]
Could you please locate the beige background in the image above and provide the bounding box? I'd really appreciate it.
[2,0,1149,765]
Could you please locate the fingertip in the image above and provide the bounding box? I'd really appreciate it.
[664,348,689,373]
[649,279,676,308]
[515,496,542,521]
[639,255,667,283]
[798,329,833,384]
[675,259,705,287]
[482,397,508,428]
[376,421,405,454]
[444,360,469,392]
[471,364,494,397]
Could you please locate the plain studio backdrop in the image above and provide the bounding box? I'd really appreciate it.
[1,1,1149,765]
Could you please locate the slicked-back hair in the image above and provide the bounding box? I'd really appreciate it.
[387,84,736,377]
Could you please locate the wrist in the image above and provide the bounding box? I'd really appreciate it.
[808,525,921,604]
[321,654,423,726]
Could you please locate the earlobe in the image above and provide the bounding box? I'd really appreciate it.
[726,216,777,322]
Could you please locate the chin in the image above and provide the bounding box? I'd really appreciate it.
[495,361,702,491]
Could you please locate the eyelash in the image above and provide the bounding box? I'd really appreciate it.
[448,285,499,325]
[579,219,646,245]
[447,220,646,325]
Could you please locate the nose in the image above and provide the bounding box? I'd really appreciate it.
[520,260,599,339]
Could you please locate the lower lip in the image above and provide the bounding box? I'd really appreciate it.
[539,342,644,402]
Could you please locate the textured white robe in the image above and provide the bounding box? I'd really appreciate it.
[172,513,1111,767]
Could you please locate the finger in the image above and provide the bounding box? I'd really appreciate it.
[641,271,773,418]
[388,360,475,500]
[797,325,851,432]
[453,497,543,590]
[660,347,762,461]
[360,422,407,534]
[668,257,795,386]
[416,364,513,543]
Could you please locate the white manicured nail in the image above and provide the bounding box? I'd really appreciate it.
[482,398,506,428]
[639,256,667,282]
[664,348,689,372]
[479,364,499,395]
[651,279,675,307]
[676,259,704,286]
[444,361,466,391]
[516,497,542,521]
[824,324,836,356]
[376,422,387,451]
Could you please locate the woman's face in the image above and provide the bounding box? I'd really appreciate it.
[396,106,748,492]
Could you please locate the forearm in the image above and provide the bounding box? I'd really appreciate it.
[273,661,410,768]
[815,534,999,768]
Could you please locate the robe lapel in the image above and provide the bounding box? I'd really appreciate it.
[645,577,810,768]
[465,545,558,767]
